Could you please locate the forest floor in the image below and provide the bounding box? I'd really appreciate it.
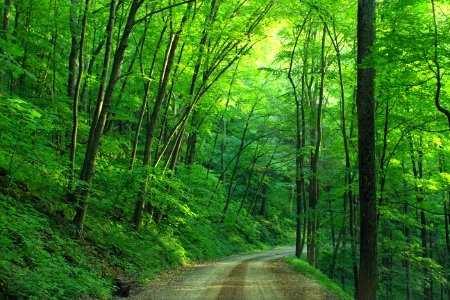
[128,247,342,300]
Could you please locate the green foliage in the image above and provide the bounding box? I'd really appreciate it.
[286,256,353,300]
[3,0,449,298]
[0,155,294,298]
[0,194,113,299]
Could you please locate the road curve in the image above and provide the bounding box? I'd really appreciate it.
[129,247,341,300]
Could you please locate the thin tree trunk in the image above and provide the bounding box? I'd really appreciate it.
[154,36,185,165]
[445,193,450,300]
[129,23,167,170]
[15,2,32,92]
[430,0,450,128]
[329,197,336,249]
[185,0,220,165]
[410,137,430,300]
[307,24,326,267]
[402,159,413,300]
[237,144,260,214]
[133,3,192,230]
[68,0,79,98]
[259,184,268,217]
[104,28,148,134]
[69,0,90,191]
[248,150,276,216]
[80,38,105,114]
[73,0,143,232]
[350,184,359,297]
[222,104,256,219]
[0,0,12,92]
[152,6,264,169]
[325,17,352,281]
[330,228,344,279]
[2,0,12,38]
[288,15,308,259]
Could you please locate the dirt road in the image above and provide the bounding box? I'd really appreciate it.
[129,247,342,300]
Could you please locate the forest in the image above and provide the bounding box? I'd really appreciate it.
[0,0,449,299]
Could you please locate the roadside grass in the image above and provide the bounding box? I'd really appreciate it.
[285,256,353,300]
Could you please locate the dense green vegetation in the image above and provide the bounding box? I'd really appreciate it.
[286,256,352,300]
[1,0,450,299]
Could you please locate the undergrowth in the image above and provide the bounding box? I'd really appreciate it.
[0,96,295,299]
[286,256,353,300]
[0,164,293,299]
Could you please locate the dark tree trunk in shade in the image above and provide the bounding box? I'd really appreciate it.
[68,0,79,98]
[356,0,377,299]
[2,0,12,35]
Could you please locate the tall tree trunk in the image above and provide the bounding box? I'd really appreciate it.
[248,150,276,216]
[80,38,105,114]
[356,0,377,298]
[89,0,117,133]
[288,15,308,259]
[402,159,412,300]
[133,3,192,230]
[129,23,167,170]
[73,0,143,232]
[51,0,58,97]
[410,137,431,300]
[379,98,391,298]
[0,0,12,92]
[68,0,79,98]
[69,0,90,191]
[445,192,450,300]
[237,144,260,214]
[259,184,268,217]
[307,24,326,267]
[430,0,450,128]
[2,0,12,38]
[104,22,149,134]
[324,17,352,281]
[222,104,256,219]
[350,183,359,297]
[184,0,220,165]
[185,111,198,165]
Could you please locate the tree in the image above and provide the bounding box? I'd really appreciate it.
[356,0,377,299]
[73,0,144,232]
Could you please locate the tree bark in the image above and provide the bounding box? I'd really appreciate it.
[287,14,309,259]
[430,0,450,128]
[2,0,12,38]
[410,137,431,300]
[307,24,326,267]
[68,0,79,98]
[0,0,12,92]
[69,0,90,191]
[356,0,377,298]
[445,193,450,300]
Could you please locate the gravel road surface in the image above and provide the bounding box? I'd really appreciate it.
[129,247,341,300]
